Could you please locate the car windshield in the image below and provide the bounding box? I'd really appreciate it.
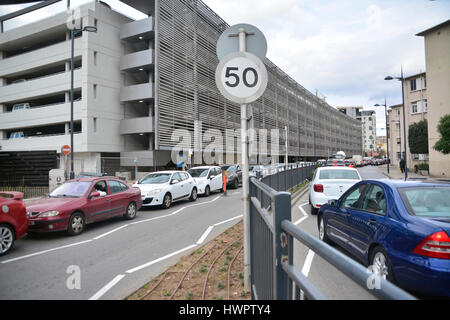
[49,181,92,198]
[249,166,260,171]
[398,186,450,218]
[139,173,172,184]
[188,169,209,178]
[319,170,360,180]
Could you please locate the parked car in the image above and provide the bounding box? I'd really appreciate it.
[134,171,197,208]
[0,192,28,255]
[249,165,264,178]
[188,166,222,196]
[9,131,24,139]
[12,103,30,112]
[309,166,361,214]
[318,179,450,297]
[326,159,345,167]
[27,177,141,235]
[221,164,242,189]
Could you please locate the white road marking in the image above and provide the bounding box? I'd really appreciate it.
[196,226,214,245]
[89,274,126,300]
[301,249,315,277]
[213,214,243,226]
[125,244,197,274]
[1,239,93,264]
[93,224,129,240]
[294,202,309,225]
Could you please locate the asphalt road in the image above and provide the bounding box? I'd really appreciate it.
[291,165,387,300]
[0,189,245,300]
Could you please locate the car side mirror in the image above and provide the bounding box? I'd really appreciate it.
[171,179,179,184]
[328,199,338,207]
[89,191,100,199]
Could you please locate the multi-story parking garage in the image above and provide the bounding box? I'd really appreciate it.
[0,0,362,176]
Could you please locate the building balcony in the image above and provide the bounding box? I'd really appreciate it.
[120,17,153,41]
[120,116,153,135]
[119,83,153,103]
[120,49,153,72]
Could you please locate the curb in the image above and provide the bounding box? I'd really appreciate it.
[290,184,310,205]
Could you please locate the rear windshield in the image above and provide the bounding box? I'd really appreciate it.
[398,187,450,217]
[188,169,209,178]
[319,169,360,180]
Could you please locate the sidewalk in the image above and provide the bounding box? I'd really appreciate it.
[377,164,426,180]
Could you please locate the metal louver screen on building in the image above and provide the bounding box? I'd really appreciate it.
[155,0,362,157]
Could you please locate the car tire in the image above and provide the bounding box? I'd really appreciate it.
[162,193,172,209]
[310,205,318,215]
[318,214,332,245]
[189,188,198,202]
[204,185,211,197]
[67,212,85,236]
[233,179,239,189]
[370,246,395,283]
[124,202,137,220]
[0,224,15,256]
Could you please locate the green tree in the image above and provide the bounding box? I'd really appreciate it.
[433,114,450,154]
[408,120,428,154]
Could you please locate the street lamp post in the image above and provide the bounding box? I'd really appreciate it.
[385,68,407,180]
[69,25,97,179]
[375,97,390,174]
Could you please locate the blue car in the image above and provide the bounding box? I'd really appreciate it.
[318,179,450,297]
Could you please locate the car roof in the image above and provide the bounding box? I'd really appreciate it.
[67,176,124,182]
[317,166,357,171]
[377,179,450,188]
[189,166,218,169]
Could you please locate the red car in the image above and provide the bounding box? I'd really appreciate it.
[27,177,142,236]
[0,191,28,255]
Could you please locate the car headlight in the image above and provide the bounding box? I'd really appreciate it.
[39,210,60,217]
[147,189,162,196]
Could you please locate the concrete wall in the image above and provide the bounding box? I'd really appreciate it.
[422,22,450,177]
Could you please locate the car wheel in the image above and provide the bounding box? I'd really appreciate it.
[318,214,332,245]
[189,188,198,202]
[0,224,15,256]
[233,179,239,189]
[204,185,211,197]
[67,212,85,236]
[310,205,318,215]
[162,193,172,209]
[370,246,395,283]
[124,202,137,220]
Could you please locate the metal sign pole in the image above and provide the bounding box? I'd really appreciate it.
[238,27,251,291]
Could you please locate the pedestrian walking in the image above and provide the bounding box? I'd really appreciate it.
[399,158,405,173]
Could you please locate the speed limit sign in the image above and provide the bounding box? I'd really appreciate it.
[215,51,268,104]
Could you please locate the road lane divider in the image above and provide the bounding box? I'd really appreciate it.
[93,224,129,240]
[1,239,93,264]
[89,274,126,300]
[196,226,214,245]
[294,202,309,225]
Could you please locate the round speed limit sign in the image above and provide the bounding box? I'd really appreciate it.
[215,51,268,104]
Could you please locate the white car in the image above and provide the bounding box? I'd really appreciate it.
[133,171,197,209]
[309,166,362,214]
[188,166,223,196]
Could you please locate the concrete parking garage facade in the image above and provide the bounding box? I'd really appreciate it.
[0,0,362,174]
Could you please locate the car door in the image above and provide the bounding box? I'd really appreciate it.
[85,180,111,223]
[212,167,223,191]
[328,184,368,249]
[179,172,192,198]
[107,180,128,217]
[347,183,387,262]
[170,172,185,200]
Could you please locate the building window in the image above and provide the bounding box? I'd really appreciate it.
[93,84,97,99]
[397,110,400,116]
[93,117,97,132]
[423,99,427,112]
[410,79,417,91]
[94,51,97,66]
[411,101,418,114]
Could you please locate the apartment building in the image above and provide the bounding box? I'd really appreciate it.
[0,0,362,177]
[387,104,404,166]
[417,20,450,178]
[360,110,377,156]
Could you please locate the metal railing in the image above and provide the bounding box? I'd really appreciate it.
[249,169,416,300]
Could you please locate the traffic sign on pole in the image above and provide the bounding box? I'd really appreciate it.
[62,145,71,155]
[215,51,268,104]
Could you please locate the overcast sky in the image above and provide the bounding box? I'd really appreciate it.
[1,0,449,136]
